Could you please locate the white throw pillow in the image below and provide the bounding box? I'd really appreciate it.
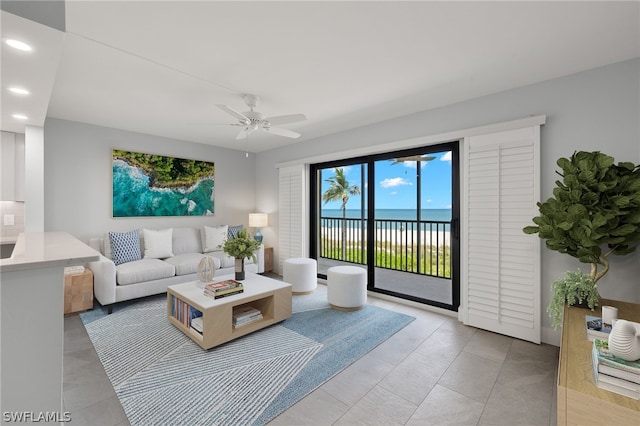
[202,225,228,253]
[143,228,174,259]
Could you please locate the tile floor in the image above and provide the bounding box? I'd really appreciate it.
[63,286,559,426]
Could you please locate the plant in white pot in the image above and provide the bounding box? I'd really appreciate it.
[221,228,261,280]
[524,151,640,328]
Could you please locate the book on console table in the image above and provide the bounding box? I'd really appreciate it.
[586,315,612,342]
[592,338,640,399]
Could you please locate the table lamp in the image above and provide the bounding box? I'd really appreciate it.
[249,213,268,243]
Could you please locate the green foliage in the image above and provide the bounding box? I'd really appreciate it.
[321,239,451,278]
[221,228,260,262]
[322,168,361,210]
[113,149,215,188]
[548,270,599,330]
[524,151,640,284]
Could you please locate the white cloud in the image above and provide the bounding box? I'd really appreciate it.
[380,177,412,188]
[441,151,452,162]
[391,191,397,195]
[426,199,432,203]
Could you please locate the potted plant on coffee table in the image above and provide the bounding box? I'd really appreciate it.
[524,151,640,328]
[221,228,261,280]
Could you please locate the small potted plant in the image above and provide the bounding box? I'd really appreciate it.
[548,269,599,330]
[221,228,261,280]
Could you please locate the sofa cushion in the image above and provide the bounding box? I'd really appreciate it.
[143,228,174,259]
[116,259,175,285]
[227,225,243,239]
[202,225,228,253]
[172,227,203,255]
[165,253,221,276]
[109,229,142,265]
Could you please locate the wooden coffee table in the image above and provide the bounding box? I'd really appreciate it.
[167,272,292,349]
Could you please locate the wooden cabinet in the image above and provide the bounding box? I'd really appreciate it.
[64,269,93,314]
[557,299,640,425]
[264,246,273,273]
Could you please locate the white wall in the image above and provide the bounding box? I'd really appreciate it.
[43,118,257,241]
[256,59,640,335]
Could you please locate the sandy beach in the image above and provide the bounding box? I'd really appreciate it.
[321,227,450,246]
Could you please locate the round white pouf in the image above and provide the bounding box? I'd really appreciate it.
[283,258,318,295]
[327,266,367,311]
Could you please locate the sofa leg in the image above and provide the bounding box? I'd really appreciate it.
[107,305,113,315]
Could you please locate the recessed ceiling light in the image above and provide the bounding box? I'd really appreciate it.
[8,87,30,95]
[6,38,31,52]
[5,39,32,51]
[12,114,28,120]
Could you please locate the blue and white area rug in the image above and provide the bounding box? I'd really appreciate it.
[81,285,414,425]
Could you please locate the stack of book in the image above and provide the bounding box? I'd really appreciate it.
[190,316,204,335]
[586,315,612,342]
[592,338,640,400]
[204,280,244,299]
[232,305,263,328]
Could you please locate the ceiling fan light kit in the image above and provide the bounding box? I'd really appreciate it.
[217,94,306,140]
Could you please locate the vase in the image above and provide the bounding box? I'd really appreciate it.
[235,257,245,281]
[608,319,640,362]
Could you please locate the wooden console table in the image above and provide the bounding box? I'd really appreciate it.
[557,299,640,425]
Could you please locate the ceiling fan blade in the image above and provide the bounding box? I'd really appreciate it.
[217,104,249,122]
[193,122,244,126]
[265,114,307,126]
[236,127,258,140]
[264,126,301,139]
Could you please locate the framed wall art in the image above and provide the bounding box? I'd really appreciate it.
[112,149,215,217]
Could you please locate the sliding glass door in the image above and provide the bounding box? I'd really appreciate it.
[311,142,459,311]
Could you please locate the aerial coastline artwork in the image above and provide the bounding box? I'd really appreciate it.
[112,149,215,217]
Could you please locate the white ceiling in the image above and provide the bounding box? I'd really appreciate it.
[2,1,639,152]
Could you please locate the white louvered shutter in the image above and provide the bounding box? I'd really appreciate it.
[278,165,305,271]
[462,126,541,343]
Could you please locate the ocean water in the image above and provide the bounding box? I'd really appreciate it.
[112,160,215,217]
[322,208,451,221]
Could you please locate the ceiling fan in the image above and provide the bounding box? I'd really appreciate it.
[217,94,307,140]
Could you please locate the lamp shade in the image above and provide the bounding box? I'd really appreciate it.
[249,213,268,228]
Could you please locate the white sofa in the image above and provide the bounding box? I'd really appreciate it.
[87,226,264,313]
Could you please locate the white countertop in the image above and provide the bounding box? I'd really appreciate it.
[0,236,18,244]
[0,232,100,272]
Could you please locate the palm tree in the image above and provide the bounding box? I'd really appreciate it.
[322,168,360,260]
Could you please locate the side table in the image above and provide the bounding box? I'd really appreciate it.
[263,246,274,273]
[64,268,94,315]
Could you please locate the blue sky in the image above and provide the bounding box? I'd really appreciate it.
[320,150,452,210]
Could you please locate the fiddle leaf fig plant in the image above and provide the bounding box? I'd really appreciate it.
[524,151,640,285]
